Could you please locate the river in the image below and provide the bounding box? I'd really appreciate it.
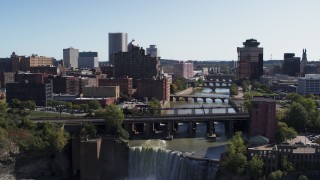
[129,87,233,159]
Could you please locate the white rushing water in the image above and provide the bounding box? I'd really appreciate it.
[128,140,219,180]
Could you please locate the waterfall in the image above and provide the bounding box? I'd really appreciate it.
[128,140,219,180]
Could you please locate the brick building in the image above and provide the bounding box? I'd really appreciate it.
[52,76,80,95]
[83,86,120,99]
[0,72,15,88]
[112,40,160,86]
[15,72,46,83]
[136,78,170,104]
[173,62,194,79]
[6,81,53,106]
[98,78,133,96]
[250,97,276,142]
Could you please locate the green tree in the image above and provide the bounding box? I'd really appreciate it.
[221,131,247,175]
[230,84,238,96]
[268,170,284,180]
[21,100,36,111]
[242,81,248,92]
[280,156,295,172]
[88,100,101,111]
[284,103,308,132]
[286,93,302,103]
[0,100,7,115]
[65,102,73,112]
[80,103,89,113]
[103,105,128,139]
[247,155,264,180]
[298,175,309,180]
[275,122,297,144]
[197,78,204,85]
[9,99,22,109]
[147,98,161,115]
[80,122,97,140]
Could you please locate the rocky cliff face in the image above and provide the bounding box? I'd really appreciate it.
[0,143,72,180]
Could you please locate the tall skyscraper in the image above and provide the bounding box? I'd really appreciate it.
[146,45,159,58]
[63,47,79,68]
[237,39,263,80]
[108,32,128,64]
[78,51,99,69]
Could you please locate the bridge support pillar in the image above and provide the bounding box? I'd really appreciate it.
[207,121,215,135]
[225,121,234,132]
[209,108,213,114]
[144,122,155,137]
[191,109,195,115]
[167,122,176,133]
[225,108,229,113]
[124,123,136,135]
[203,98,206,102]
[174,109,178,115]
[187,122,196,135]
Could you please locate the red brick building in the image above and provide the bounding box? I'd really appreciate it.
[136,78,170,105]
[98,78,133,96]
[250,97,276,142]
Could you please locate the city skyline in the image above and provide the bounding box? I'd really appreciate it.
[1,0,320,61]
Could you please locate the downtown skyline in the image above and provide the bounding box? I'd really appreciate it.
[1,0,320,61]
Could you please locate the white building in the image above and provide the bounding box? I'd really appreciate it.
[146,45,159,58]
[108,32,128,64]
[63,47,79,68]
[297,74,320,95]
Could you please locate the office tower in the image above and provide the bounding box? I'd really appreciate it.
[108,32,128,64]
[146,45,159,58]
[63,47,79,68]
[283,53,300,76]
[78,51,99,69]
[111,40,160,87]
[300,49,308,76]
[173,62,194,79]
[237,39,263,80]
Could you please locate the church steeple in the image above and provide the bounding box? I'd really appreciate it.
[302,49,307,62]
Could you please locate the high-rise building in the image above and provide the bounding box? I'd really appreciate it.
[63,47,79,68]
[173,62,194,79]
[108,33,128,64]
[237,39,263,80]
[78,51,99,69]
[283,53,300,76]
[146,45,159,58]
[111,40,160,87]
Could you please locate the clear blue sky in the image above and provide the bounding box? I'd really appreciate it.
[1,0,320,61]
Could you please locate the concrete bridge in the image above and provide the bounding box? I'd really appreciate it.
[170,95,229,102]
[31,112,249,139]
[205,74,235,82]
